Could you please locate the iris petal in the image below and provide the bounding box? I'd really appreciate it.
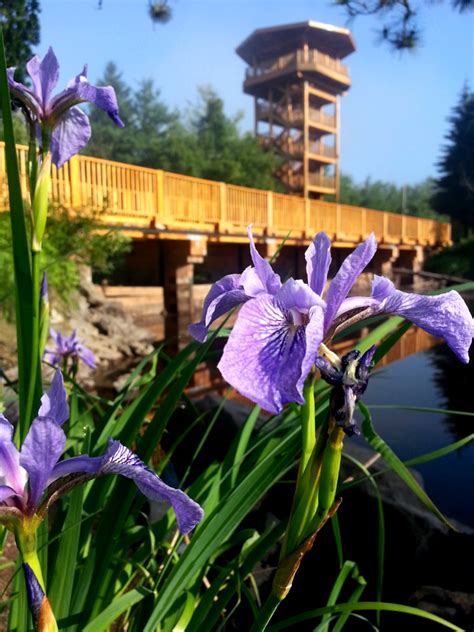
[305,232,332,296]
[0,415,27,495]
[51,106,91,168]
[324,233,377,332]
[49,441,204,535]
[20,419,66,511]
[372,276,473,363]
[218,294,322,414]
[247,226,281,295]
[37,370,69,426]
[188,274,247,342]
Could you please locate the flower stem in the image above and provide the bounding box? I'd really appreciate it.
[300,377,316,475]
[250,591,281,632]
[305,422,344,538]
[22,250,41,441]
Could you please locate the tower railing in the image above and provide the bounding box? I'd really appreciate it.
[246,49,349,80]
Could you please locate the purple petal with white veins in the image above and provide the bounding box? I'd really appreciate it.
[20,418,66,511]
[27,48,60,108]
[50,78,124,128]
[51,106,91,168]
[324,233,377,332]
[37,370,69,426]
[51,441,204,534]
[276,279,324,314]
[305,232,332,296]
[189,274,247,342]
[299,305,325,393]
[0,415,27,495]
[371,276,474,363]
[240,266,267,297]
[247,226,281,295]
[218,294,322,413]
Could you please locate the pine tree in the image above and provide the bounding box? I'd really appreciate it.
[0,0,40,81]
[432,86,474,232]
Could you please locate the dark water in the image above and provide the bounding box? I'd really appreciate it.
[362,343,474,527]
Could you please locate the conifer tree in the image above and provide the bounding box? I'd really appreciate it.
[0,0,40,81]
[432,86,474,233]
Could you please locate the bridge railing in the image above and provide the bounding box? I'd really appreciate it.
[0,142,451,246]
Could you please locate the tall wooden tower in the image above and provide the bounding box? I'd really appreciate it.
[236,21,355,199]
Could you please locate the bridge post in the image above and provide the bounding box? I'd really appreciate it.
[163,238,208,342]
[156,170,165,225]
[372,245,399,275]
[396,246,424,273]
[69,156,82,208]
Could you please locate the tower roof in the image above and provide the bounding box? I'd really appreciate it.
[236,21,356,64]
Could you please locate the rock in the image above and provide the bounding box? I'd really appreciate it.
[46,272,156,391]
[409,586,474,629]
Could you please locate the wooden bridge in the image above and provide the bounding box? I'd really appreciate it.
[1,143,451,339]
[0,142,450,248]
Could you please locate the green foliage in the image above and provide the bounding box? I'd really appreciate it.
[336,174,445,219]
[0,0,40,81]
[85,68,282,190]
[431,86,474,231]
[335,0,473,51]
[0,110,29,144]
[0,209,131,319]
[424,237,474,279]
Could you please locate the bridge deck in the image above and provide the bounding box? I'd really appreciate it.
[0,142,450,247]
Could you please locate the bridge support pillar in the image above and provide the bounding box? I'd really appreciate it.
[372,246,399,276]
[260,239,279,261]
[163,239,207,342]
[396,246,424,273]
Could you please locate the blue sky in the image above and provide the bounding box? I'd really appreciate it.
[39,0,473,185]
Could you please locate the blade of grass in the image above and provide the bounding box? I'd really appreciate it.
[358,401,454,529]
[268,601,464,631]
[81,587,151,632]
[142,417,300,630]
[342,452,385,622]
[0,29,33,440]
[340,433,474,495]
[48,486,85,622]
[331,575,367,632]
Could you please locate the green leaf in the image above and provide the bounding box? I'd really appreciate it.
[319,561,366,632]
[341,452,385,619]
[358,401,454,529]
[0,29,33,436]
[228,404,261,488]
[142,416,300,630]
[81,587,151,632]
[269,601,464,631]
[49,487,85,622]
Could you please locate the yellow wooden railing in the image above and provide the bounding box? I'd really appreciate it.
[0,142,451,246]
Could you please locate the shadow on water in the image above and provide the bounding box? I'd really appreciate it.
[363,339,474,527]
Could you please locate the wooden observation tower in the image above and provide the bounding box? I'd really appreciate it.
[236,21,355,199]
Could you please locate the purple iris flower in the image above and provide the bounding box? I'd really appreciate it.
[188,225,282,342]
[0,371,203,535]
[44,328,96,370]
[190,229,473,414]
[7,47,124,168]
